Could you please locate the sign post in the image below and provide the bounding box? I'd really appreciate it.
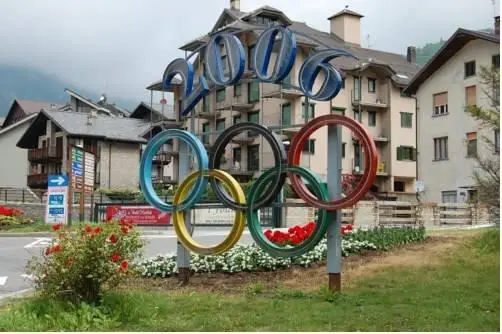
[45,175,69,225]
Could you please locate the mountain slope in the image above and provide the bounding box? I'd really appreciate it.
[0,65,137,117]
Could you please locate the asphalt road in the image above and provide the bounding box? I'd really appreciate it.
[0,228,255,300]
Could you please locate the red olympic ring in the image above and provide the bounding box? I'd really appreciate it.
[288,114,378,211]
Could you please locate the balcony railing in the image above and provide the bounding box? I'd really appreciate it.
[28,147,63,162]
[152,176,177,185]
[151,151,175,165]
[351,90,388,108]
[27,173,49,188]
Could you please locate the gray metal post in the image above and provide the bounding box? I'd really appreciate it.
[176,139,191,283]
[326,123,343,292]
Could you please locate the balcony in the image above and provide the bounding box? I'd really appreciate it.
[231,133,256,145]
[227,167,254,177]
[152,151,177,165]
[215,100,255,112]
[351,90,389,109]
[28,147,63,163]
[262,84,304,100]
[152,176,177,185]
[353,160,389,177]
[196,109,222,120]
[27,173,49,189]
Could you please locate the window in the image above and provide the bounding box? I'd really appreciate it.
[368,111,376,126]
[393,181,405,192]
[442,191,457,203]
[234,84,242,97]
[256,15,275,25]
[342,143,346,158]
[247,145,260,171]
[353,109,361,122]
[353,77,361,101]
[216,118,226,133]
[248,79,260,103]
[216,88,226,102]
[281,103,291,125]
[354,143,361,169]
[492,54,500,69]
[247,45,255,70]
[233,147,241,163]
[233,115,241,124]
[221,55,228,72]
[302,102,315,119]
[367,78,376,93]
[302,139,315,154]
[341,77,345,89]
[400,112,413,128]
[433,92,448,116]
[464,61,476,77]
[465,85,477,107]
[495,129,500,153]
[434,137,448,161]
[396,146,416,161]
[400,88,410,97]
[247,112,259,137]
[202,123,210,144]
[466,132,477,158]
[331,107,346,115]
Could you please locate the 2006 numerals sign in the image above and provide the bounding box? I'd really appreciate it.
[163,25,354,117]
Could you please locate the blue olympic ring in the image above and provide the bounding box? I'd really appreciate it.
[139,129,208,212]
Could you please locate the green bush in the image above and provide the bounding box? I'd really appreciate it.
[347,226,427,251]
[26,220,145,304]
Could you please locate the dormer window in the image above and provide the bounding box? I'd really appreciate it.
[257,15,275,25]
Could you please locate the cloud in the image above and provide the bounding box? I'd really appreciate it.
[0,0,498,105]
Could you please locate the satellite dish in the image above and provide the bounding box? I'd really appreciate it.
[99,94,107,103]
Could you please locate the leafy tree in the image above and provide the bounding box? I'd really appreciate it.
[465,64,500,207]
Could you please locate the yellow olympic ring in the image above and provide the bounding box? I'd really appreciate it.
[172,169,246,256]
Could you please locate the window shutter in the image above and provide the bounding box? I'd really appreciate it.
[397,146,403,161]
[412,148,417,161]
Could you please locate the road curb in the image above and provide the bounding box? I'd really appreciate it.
[0,288,33,304]
[0,230,169,238]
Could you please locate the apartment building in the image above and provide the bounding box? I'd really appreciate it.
[149,3,421,200]
[404,20,500,203]
[0,100,63,188]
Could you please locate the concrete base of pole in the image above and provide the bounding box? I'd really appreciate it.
[178,267,191,286]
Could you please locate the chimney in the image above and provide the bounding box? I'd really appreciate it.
[495,16,500,36]
[407,46,416,63]
[230,0,240,10]
[327,6,364,46]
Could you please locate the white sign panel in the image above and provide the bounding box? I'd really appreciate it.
[45,175,69,225]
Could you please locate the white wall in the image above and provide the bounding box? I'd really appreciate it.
[0,122,31,188]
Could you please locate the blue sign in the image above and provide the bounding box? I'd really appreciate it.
[48,194,64,206]
[46,175,68,225]
[48,175,68,187]
[162,25,355,117]
[72,161,83,170]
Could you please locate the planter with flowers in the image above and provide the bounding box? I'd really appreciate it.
[26,218,144,304]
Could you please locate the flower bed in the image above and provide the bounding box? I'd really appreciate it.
[0,205,34,229]
[138,225,426,278]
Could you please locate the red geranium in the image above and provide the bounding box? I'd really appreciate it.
[118,260,128,272]
[111,252,121,263]
[108,233,119,244]
[52,223,63,231]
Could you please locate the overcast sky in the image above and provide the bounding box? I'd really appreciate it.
[0,0,499,105]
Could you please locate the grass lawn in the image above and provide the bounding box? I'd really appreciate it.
[0,228,499,331]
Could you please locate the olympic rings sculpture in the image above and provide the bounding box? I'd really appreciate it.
[139,25,378,258]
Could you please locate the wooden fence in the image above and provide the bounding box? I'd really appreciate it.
[320,201,495,227]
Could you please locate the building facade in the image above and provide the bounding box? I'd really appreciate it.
[404,24,500,203]
[163,3,420,200]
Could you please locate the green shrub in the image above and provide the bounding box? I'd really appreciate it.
[473,228,500,254]
[347,226,427,251]
[26,220,145,304]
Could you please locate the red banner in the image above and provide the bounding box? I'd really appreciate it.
[105,205,170,225]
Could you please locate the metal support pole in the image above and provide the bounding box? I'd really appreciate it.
[326,123,343,292]
[177,139,191,284]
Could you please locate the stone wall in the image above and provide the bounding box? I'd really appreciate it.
[0,201,92,222]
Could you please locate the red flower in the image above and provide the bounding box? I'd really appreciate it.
[120,225,129,235]
[108,233,118,244]
[59,232,67,239]
[45,247,52,256]
[264,229,273,240]
[111,252,121,263]
[84,225,93,233]
[118,260,128,272]
[52,223,63,231]
[52,244,61,253]
[93,226,103,235]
